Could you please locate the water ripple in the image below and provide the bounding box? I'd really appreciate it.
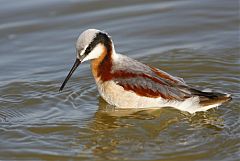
[0,0,239,160]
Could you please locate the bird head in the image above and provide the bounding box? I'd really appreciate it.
[59,29,113,91]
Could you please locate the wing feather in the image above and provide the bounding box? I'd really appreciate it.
[111,55,191,100]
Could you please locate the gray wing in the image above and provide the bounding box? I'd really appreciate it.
[111,54,192,100]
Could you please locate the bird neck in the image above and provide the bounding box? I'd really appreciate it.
[91,43,114,82]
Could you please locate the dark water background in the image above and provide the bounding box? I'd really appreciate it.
[0,0,239,160]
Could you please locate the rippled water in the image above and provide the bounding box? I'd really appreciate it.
[0,0,239,160]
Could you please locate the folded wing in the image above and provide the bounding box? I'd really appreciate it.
[111,55,192,100]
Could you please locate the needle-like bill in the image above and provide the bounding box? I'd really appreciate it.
[59,59,81,91]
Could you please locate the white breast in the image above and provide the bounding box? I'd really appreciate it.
[95,80,216,114]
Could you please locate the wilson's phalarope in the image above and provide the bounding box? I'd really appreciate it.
[60,29,231,113]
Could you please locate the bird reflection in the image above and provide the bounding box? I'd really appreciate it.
[78,97,224,158]
[80,97,183,157]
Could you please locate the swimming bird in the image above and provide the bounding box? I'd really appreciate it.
[59,29,231,113]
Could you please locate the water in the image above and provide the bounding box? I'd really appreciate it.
[0,0,239,160]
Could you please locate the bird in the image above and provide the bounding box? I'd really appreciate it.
[59,29,231,114]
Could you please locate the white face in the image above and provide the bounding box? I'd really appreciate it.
[80,44,105,62]
[60,29,111,91]
[76,29,102,62]
[75,29,114,63]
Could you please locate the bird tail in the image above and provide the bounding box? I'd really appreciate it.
[189,88,232,107]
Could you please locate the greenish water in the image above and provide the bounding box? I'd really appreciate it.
[0,0,239,160]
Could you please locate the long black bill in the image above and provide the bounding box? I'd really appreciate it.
[59,59,81,91]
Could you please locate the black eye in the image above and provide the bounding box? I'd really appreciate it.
[85,46,93,54]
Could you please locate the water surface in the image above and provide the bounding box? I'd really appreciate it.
[0,0,239,160]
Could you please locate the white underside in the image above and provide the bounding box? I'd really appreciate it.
[96,80,221,114]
